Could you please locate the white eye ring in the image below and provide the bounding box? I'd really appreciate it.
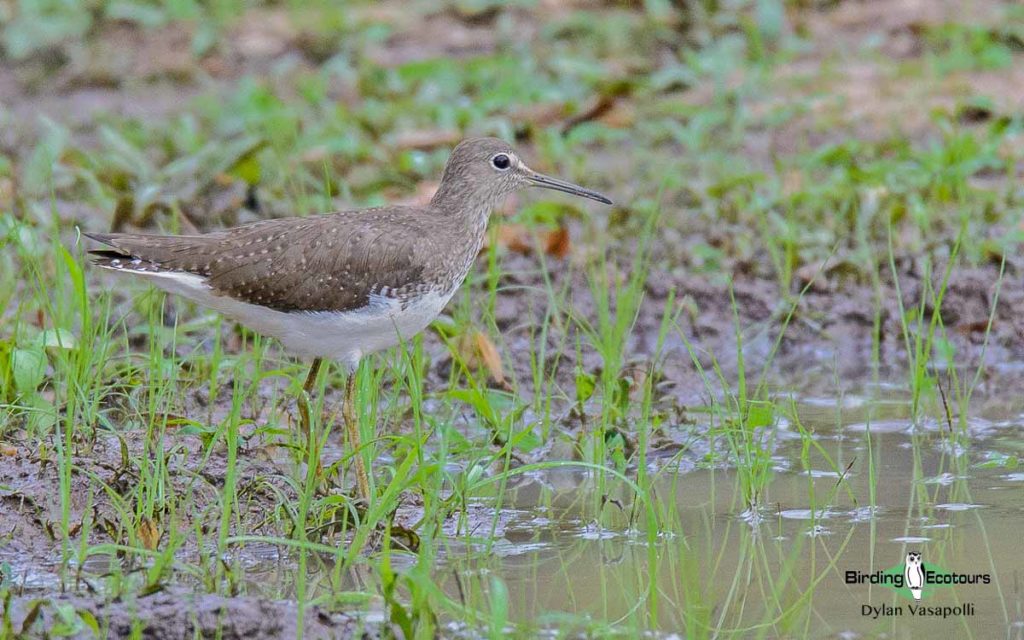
[491,153,512,170]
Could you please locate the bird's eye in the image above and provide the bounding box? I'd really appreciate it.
[491,154,511,170]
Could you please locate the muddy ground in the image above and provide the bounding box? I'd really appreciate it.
[3,0,1024,637]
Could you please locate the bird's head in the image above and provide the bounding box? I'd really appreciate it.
[431,137,612,217]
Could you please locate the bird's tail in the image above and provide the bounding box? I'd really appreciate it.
[910,588,922,600]
[84,232,219,274]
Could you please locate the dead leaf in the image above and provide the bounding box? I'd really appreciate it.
[562,95,617,134]
[543,225,572,258]
[456,330,505,384]
[0,444,17,456]
[514,87,634,133]
[485,224,573,258]
[137,517,161,551]
[474,332,504,384]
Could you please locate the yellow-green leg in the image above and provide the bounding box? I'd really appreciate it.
[343,373,371,502]
[297,357,323,447]
[298,358,370,501]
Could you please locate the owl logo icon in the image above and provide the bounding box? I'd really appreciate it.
[904,552,924,600]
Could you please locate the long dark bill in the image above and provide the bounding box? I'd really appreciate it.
[526,172,613,205]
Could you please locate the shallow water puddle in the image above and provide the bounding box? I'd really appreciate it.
[3,396,1022,637]
[423,398,1024,636]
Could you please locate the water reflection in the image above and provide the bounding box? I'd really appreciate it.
[426,397,1024,636]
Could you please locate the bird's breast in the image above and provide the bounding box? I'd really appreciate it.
[278,285,456,364]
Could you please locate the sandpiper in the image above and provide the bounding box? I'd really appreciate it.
[86,137,612,501]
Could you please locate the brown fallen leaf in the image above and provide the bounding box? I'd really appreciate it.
[561,95,617,134]
[474,332,504,384]
[0,443,17,456]
[957,320,995,335]
[514,87,634,134]
[456,330,505,385]
[543,225,572,259]
[138,517,161,551]
[483,224,573,258]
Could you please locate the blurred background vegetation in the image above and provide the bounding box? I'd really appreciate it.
[2,0,1022,258]
[3,0,1024,390]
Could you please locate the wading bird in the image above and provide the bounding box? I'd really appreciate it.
[87,137,612,501]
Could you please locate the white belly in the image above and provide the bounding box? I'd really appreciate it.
[115,269,455,371]
[277,291,453,368]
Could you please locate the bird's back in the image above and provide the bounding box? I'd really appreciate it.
[88,206,475,315]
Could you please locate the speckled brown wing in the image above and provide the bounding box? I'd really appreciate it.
[87,207,456,313]
[202,210,450,312]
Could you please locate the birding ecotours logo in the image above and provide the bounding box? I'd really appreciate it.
[845,551,991,601]
[848,552,991,619]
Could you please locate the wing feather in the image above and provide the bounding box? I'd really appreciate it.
[87,208,455,313]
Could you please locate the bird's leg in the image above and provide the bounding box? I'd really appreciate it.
[343,372,371,502]
[298,357,323,448]
[303,358,323,396]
